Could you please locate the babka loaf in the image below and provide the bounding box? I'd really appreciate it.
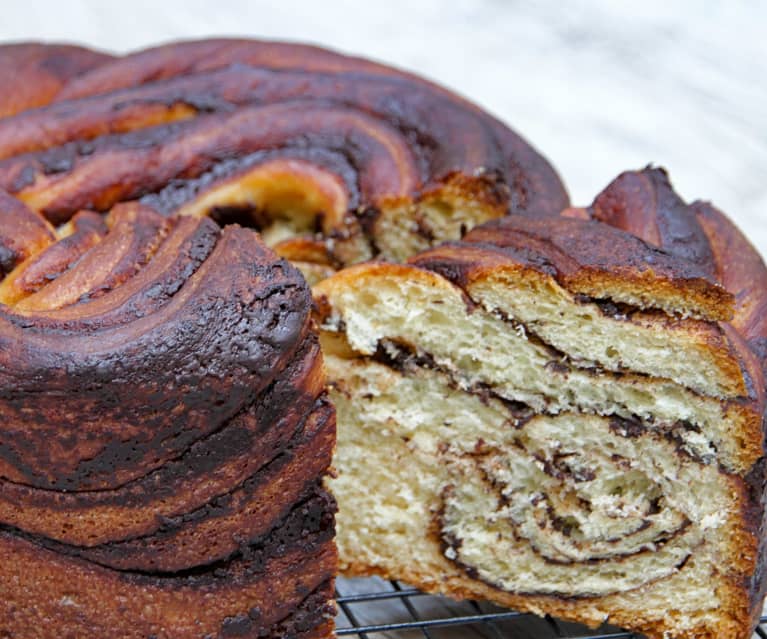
[316,168,767,639]
[0,38,566,638]
[5,36,764,639]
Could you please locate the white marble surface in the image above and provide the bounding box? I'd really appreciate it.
[1,2,765,637]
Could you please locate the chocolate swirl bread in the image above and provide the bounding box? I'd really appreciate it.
[4,36,764,639]
[316,167,767,639]
[0,38,567,637]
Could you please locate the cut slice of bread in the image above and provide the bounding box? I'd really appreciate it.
[314,168,767,639]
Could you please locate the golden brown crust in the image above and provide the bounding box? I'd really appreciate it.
[693,200,767,361]
[456,213,735,321]
[0,209,107,305]
[413,167,767,404]
[581,168,767,399]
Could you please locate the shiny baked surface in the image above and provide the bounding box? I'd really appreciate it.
[0,38,567,281]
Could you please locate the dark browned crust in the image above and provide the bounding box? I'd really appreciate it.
[0,43,113,118]
[0,327,325,549]
[0,189,54,277]
[0,103,420,220]
[0,38,567,261]
[588,167,717,279]
[0,489,336,638]
[0,198,337,634]
[0,221,313,491]
[11,399,336,572]
[52,37,568,217]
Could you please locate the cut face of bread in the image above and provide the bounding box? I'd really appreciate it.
[315,169,767,639]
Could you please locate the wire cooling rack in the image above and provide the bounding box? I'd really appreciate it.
[335,577,767,638]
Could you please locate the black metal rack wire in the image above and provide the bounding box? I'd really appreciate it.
[335,578,767,638]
